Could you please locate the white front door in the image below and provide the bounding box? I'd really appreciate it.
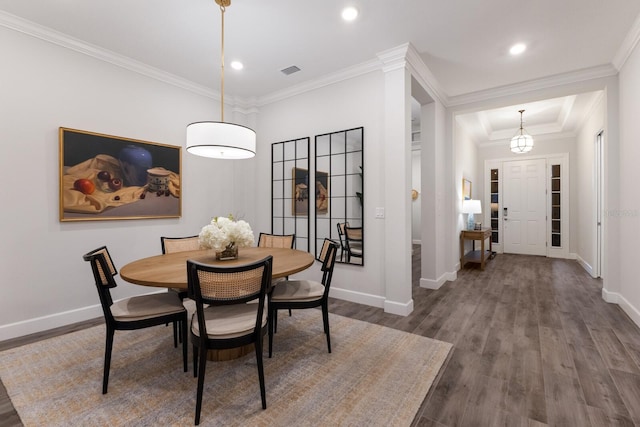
[503,158,547,256]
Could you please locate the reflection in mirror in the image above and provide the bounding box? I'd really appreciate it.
[271,138,310,251]
[315,127,363,265]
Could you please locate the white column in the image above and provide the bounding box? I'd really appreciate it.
[379,48,414,316]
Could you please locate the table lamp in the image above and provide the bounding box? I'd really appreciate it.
[462,199,482,230]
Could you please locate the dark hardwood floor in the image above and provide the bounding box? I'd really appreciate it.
[2,246,640,426]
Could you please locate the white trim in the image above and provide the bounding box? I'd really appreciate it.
[404,43,448,105]
[256,59,382,107]
[412,239,422,245]
[0,290,168,341]
[329,287,385,308]
[0,304,103,342]
[0,11,218,100]
[447,64,617,107]
[612,13,640,70]
[383,299,414,317]
[0,10,624,113]
[601,288,640,329]
[576,254,596,277]
[420,271,457,290]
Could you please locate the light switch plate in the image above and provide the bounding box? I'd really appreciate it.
[375,207,385,219]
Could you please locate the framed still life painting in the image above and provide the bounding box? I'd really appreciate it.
[59,127,181,221]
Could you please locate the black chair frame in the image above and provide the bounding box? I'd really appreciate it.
[268,239,339,357]
[187,256,273,425]
[83,246,188,394]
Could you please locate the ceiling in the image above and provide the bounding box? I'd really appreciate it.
[1,0,639,141]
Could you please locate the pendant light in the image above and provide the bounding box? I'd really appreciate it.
[510,109,534,154]
[186,0,256,159]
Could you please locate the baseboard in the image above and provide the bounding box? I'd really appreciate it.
[602,288,640,329]
[383,299,414,316]
[412,239,422,245]
[602,287,617,303]
[420,270,457,290]
[0,304,103,342]
[575,254,595,278]
[329,286,385,309]
[0,289,168,342]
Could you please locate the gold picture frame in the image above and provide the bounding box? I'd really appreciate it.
[59,127,181,222]
[463,178,472,200]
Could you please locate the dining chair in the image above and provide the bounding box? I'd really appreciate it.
[336,222,349,262]
[187,256,273,425]
[160,235,201,300]
[268,239,339,357]
[82,246,188,394]
[344,226,363,263]
[257,232,295,249]
[258,232,295,315]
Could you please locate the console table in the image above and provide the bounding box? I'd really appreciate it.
[460,228,493,270]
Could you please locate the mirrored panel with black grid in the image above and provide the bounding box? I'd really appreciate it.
[315,127,363,265]
[271,138,310,252]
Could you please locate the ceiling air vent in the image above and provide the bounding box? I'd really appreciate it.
[281,65,301,76]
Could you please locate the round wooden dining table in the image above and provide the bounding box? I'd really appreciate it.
[120,246,315,290]
[119,246,315,361]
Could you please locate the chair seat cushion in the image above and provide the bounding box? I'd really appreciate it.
[111,292,185,321]
[271,280,325,302]
[191,303,268,339]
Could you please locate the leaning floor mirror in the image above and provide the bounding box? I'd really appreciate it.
[314,127,364,265]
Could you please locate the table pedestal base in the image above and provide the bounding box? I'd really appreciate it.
[207,344,255,361]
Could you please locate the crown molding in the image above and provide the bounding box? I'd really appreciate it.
[0,10,219,99]
[255,58,382,107]
[478,131,576,148]
[376,43,410,72]
[612,13,640,70]
[447,64,618,107]
[404,44,447,105]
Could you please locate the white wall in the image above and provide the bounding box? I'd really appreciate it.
[617,40,640,325]
[411,149,421,243]
[0,26,245,339]
[454,121,478,228]
[256,72,389,307]
[575,93,604,274]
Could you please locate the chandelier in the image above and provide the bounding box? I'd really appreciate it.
[186,0,256,159]
[510,109,534,154]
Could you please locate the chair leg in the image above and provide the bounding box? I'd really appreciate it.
[255,335,267,409]
[268,308,274,358]
[322,303,331,353]
[172,321,178,348]
[194,345,208,425]
[181,318,188,372]
[103,327,115,394]
[273,309,278,334]
[193,344,198,377]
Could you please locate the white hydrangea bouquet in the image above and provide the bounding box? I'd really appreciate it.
[199,215,254,260]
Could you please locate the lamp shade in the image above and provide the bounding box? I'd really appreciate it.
[510,109,534,154]
[186,121,256,159]
[510,133,534,153]
[462,199,482,214]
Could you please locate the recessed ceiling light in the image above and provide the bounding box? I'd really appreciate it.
[509,43,526,55]
[230,61,244,70]
[341,6,358,21]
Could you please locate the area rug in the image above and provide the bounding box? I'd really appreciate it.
[0,310,451,426]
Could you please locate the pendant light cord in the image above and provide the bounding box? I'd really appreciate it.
[220,2,226,122]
